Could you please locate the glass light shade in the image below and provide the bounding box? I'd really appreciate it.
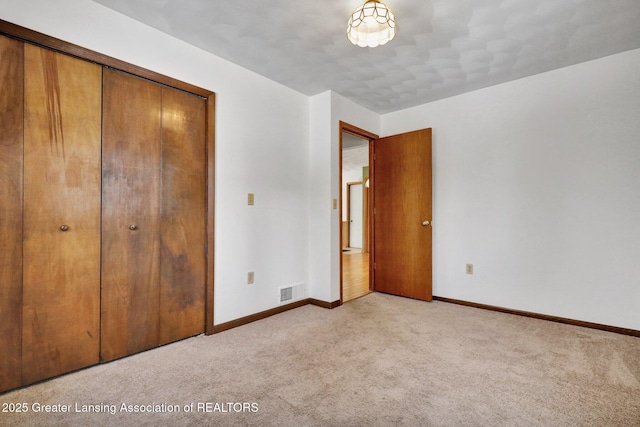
[347,0,396,48]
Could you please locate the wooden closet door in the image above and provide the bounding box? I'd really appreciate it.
[159,87,206,345]
[101,69,162,361]
[22,45,102,385]
[0,35,24,393]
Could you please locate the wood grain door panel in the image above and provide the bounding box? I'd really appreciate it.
[0,35,24,393]
[22,45,102,385]
[101,69,162,361]
[159,88,206,344]
[0,25,212,393]
[373,129,432,301]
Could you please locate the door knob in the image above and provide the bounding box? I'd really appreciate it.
[422,220,430,226]
[59,225,69,232]
[128,224,138,231]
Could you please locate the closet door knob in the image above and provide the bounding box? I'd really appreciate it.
[59,225,69,232]
[128,224,138,231]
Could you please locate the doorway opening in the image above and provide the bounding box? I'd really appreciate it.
[339,123,433,304]
[339,122,377,303]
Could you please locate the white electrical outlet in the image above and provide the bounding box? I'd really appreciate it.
[466,264,473,275]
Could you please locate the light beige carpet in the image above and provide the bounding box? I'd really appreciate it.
[1,292,639,426]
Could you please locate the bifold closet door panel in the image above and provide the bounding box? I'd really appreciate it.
[0,35,24,393]
[101,69,162,361]
[159,88,206,345]
[22,45,102,385]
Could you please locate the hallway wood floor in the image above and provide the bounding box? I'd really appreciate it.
[342,250,370,302]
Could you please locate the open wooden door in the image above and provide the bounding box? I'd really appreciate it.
[372,128,432,301]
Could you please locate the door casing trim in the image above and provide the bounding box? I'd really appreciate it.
[339,121,378,303]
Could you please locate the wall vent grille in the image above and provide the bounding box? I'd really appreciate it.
[280,287,293,303]
[279,283,304,304]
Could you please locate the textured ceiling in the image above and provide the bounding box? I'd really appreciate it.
[91,0,640,114]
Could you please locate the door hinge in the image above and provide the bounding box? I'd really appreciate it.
[373,153,377,161]
[373,262,376,269]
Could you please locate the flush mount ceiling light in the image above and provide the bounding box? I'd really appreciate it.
[347,0,397,48]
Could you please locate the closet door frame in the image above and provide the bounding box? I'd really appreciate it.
[0,19,216,336]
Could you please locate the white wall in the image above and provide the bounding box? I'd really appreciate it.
[1,0,310,325]
[382,49,640,330]
[330,93,379,301]
[307,91,379,303]
[341,145,369,222]
[342,169,364,223]
[308,92,333,302]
